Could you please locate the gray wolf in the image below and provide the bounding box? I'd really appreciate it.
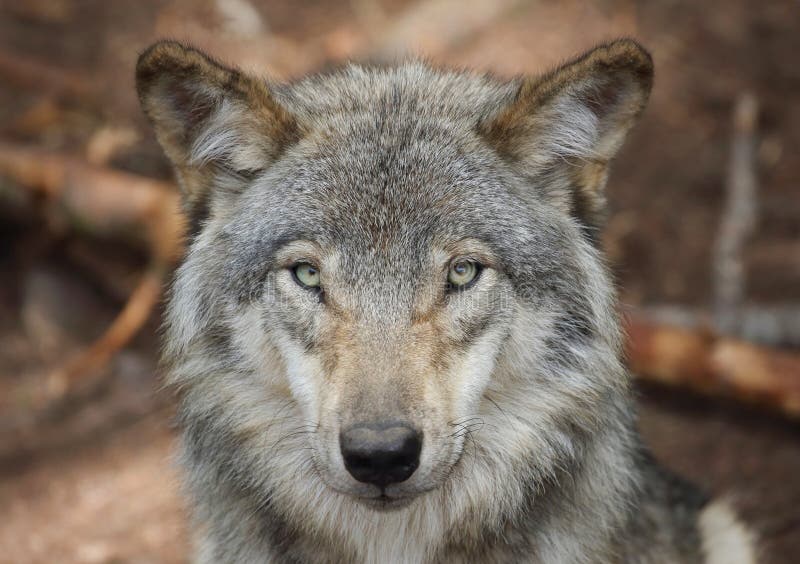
[136,38,757,563]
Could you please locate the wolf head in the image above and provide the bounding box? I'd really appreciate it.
[138,40,651,524]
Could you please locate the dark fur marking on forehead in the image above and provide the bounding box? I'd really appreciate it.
[277,60,519,124]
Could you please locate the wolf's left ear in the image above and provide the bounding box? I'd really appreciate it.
[480,39,653,228]
[136,41,301,228]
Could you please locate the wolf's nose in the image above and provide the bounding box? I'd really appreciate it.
[340,422,422,487]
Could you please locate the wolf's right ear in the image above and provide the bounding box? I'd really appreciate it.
[136,41,301,226]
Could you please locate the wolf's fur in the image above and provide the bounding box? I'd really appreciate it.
[137,39,756,563]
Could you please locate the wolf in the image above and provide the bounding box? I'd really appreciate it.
[136,39,757,563]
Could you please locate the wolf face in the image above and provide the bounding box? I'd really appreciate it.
[139,40,655,559]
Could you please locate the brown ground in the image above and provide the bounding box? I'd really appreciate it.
[0,1,798,562]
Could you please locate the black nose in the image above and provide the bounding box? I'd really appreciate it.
[340,422,422,487]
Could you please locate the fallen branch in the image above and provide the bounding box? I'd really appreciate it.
[626,314,800,418]
[46,264,166,396]
[0,143,183,262]
[639,304,800,348]
[0,143,182,392]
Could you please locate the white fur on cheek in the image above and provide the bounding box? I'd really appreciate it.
[272,334,321,417]
[226,294,322,418]
[449,326,506,417]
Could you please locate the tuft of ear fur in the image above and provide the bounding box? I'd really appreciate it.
[136,40,302,232]
[481,39,653,230]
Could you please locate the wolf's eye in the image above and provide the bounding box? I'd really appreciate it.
[292,262,321,289]
[447,260,481,290]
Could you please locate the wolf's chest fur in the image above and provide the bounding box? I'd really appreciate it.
[138,39,757,563]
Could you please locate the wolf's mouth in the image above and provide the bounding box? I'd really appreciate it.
[355,493,415,511]
[314,463,421,511]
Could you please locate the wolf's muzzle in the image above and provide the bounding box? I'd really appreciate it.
[340,422,422,487]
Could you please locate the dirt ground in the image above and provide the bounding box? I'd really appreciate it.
[0,0,798,562]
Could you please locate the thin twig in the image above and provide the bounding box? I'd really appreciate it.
[46,264,166,396]
[713,93,759,334]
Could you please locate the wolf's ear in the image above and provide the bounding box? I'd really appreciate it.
[481,39,653,229]
[136,41,301,228]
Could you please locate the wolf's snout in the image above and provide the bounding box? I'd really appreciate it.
[340,422,422,487]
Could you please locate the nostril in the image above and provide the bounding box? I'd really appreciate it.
[340,422,422,487]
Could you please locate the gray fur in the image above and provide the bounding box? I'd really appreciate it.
[137,40,756,563]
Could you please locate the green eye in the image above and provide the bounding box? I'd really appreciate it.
[447,260,480,289]
[293,262,321,289]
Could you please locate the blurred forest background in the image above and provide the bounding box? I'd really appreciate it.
[0,1,798,562]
